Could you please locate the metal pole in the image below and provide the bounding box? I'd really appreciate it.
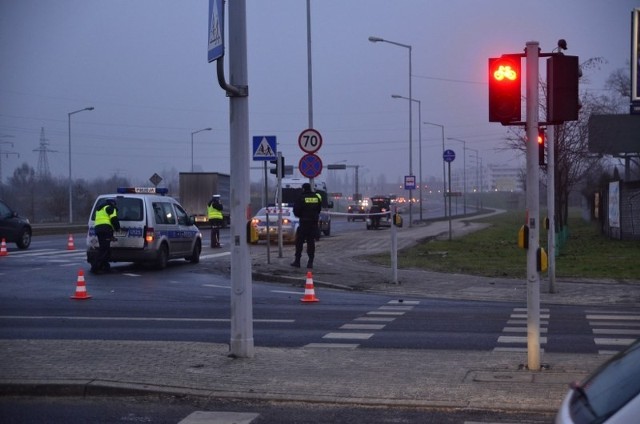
[408,45,413,227]
[191,132,194,172]
[391,205,398,284]
[228,0,254,358]
[447,161,452,240]
[68,107,93,224]
[548,125,556,293]
[525,41,541,370]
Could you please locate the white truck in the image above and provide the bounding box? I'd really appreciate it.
[178,172,230,227]
[279,177,333,236]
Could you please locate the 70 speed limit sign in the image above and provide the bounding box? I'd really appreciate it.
[298,128,323,154]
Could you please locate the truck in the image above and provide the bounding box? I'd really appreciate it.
[279,177,333,236]
[178,172,230,227]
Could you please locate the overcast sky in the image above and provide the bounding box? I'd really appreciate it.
[1,0,637,188]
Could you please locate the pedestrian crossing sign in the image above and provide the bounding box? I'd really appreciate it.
[252,136,277,161]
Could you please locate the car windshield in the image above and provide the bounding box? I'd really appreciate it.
[569,341,640,423]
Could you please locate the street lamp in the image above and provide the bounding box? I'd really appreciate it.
[423,122,447,218]
[191,127,212,172]
[68,106,94,224]
[447,137,467,215]
[392,94,422,221]
[467,148,481,212]
[369,35,413,227]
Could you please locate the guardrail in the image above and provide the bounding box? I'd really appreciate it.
[32,224,87,237]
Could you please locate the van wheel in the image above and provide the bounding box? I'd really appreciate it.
[156,244,169,270]
[187,240,201,264]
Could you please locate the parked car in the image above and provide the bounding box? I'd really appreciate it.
[555,338,640,424]
[250,206,299,243]
[86,187,202,270]
[0,199,32,249]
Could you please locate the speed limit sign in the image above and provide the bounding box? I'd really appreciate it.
[298,128,323,154]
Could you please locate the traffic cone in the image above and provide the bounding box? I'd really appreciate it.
[67,234,75,250]
[70,270,92,300]
[0,238,7,257]
[300,271,319,303]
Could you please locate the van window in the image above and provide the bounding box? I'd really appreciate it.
[175,204,189,226]
[153,202,176,225]
[116,198,143,221]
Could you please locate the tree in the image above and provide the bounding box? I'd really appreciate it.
[503,58,625,231]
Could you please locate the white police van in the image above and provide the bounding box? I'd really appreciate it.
[86,187,202,270]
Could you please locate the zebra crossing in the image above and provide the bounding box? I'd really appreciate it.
[494,307,550,353]
[304,300,420,349]
[2,247,86,263]
[586,309,640,354]
[494,307,639,354]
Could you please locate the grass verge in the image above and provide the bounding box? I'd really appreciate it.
[368,210,640,281]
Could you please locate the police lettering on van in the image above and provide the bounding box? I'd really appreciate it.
[86,187,202,270]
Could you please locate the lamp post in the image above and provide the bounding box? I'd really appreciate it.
[447,137,467,215]
[191,128,212,172]
[68,106,94,224]
[369,35,413,227]
[392,94,422,221]
[424,122,446,218]
[467,147,480,212]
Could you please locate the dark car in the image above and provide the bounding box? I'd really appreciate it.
[0,199,32,249]
[555,338,640,423]
[347,204,367,221]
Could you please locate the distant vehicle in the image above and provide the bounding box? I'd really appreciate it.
[178,172,230,227]
[366,195,394,230]
[279,178,333,236]
[0,199,32,249]
[86,187,202,269]
[249,206,299,244]
[555,338,640,424]
[347,204,367,222]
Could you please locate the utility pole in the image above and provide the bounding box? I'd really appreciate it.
[525,41,541,371]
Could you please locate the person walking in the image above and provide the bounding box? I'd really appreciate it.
[207,194,224,248]
[291,182,321,269]
[91,198,120,274]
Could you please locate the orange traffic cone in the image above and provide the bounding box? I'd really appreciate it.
[0,238,7,257]
[70,270,92,300]
[67,234,75,250]
[300,271,319,303]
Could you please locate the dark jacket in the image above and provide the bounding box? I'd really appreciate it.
[293,189,322,223]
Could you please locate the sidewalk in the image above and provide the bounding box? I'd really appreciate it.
[2,213,638,416]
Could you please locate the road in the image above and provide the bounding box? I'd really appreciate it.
[1,229,637,354]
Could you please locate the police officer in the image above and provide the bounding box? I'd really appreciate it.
[207,194,223,248]
[291,182,322,269]
[91,198,120,274]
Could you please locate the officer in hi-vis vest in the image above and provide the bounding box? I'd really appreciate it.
[91,198,120,274]
[291,183,322,269]
[207,194,223,248]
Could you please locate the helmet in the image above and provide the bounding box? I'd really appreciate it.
[106,198,117,206]
[302,183,311,191]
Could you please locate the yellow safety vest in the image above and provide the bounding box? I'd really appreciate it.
[207,204,223,220]
[305,196,319,204]
[95,205,116,228]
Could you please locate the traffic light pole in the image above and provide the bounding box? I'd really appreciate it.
[525,41,541,371]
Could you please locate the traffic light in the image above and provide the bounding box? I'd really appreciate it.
[538,128,546,167]
[488,55,522,124]
[269,156,285,177]
[547,55,580,123]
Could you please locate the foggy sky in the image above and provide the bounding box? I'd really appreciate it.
[0,0,637,187]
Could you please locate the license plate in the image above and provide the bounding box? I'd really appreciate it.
[115,230,128,238]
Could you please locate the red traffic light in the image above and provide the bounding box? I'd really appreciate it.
[488,55,522,124]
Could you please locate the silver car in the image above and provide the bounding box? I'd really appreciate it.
[555,338,640,423]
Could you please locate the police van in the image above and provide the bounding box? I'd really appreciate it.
[86,187,202,270]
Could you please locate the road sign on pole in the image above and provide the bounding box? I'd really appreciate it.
[299,154,323,178]
[207,0,224,62]
[443,149,456,163]
[252,136,277,161]
[404,175,416,190]
[298,128,323,154]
